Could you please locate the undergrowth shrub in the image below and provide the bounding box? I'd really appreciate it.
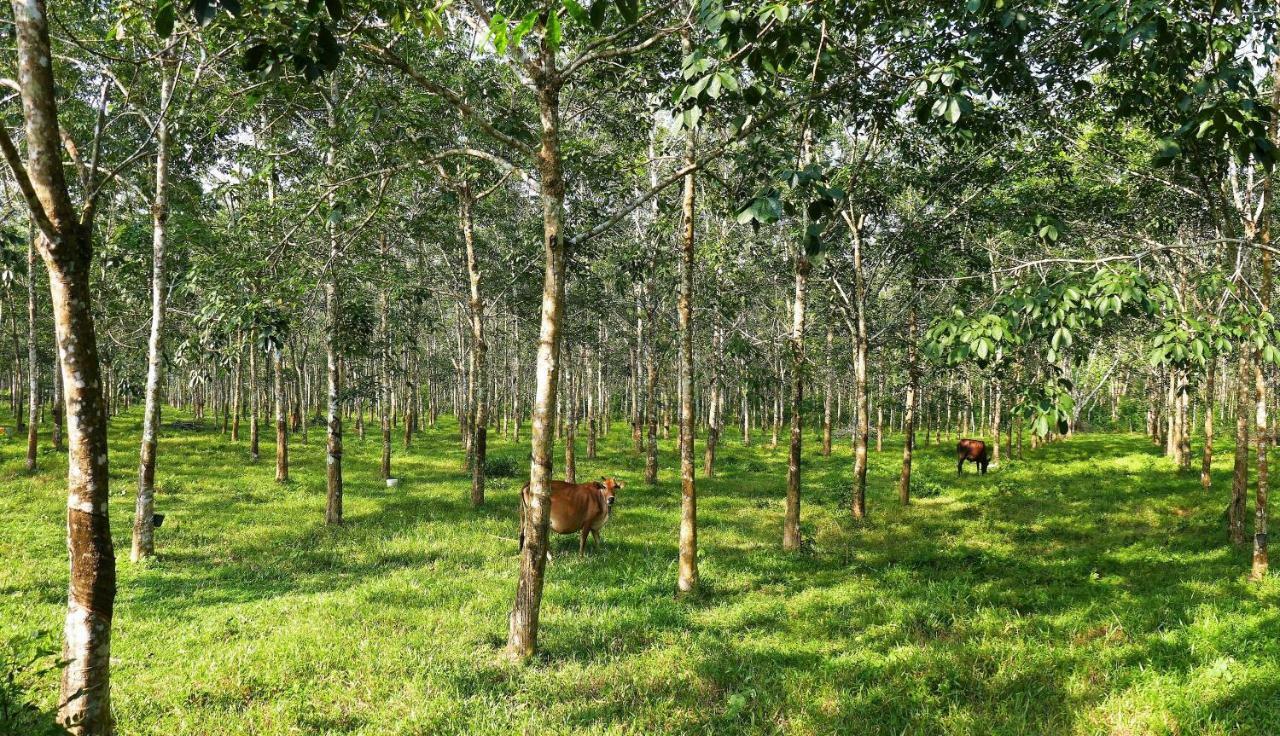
[484,454,519,478]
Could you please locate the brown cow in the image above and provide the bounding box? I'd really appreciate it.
[956,439,990,475]
[519,477,621,556]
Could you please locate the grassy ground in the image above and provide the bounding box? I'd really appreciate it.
[2,408,1279,735]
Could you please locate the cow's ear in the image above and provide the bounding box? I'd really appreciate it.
[594,480,605,489]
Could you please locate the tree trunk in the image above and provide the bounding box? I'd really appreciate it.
[1,3,116,728]
[379,241,392,480]
[249,330,260,462]
[898,307,917,505]
[703,325,721,478]
[274,344,288,482]
[1231,349,1250,545]
[232,337,242,442]
[1252,84,1275,578]
[324,83,344,525]
[783,247,809,551]
[564,353,577,484]
[822,324,833,456]
[644,321,658,485]
[132,51,171,561]
[51,339,63,451]
[851,224,870,520]
[1202,362,1215,490]
[676,111,698,591]
[507,64,566,660]
[25,230,38,472]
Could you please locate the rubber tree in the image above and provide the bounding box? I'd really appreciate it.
[133,45,176,561]
[0,0,121,729]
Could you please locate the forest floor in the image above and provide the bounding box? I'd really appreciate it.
[2,410,1279,735]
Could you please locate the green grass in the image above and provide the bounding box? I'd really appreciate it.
[2,409,1279,735]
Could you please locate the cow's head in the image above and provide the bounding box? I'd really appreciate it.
[596,477,621,510]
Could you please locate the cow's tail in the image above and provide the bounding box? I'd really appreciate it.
[518,483,529,552]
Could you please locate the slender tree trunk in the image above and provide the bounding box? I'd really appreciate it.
[899,307,917,505]
[1203,363,1215,490]
[676,111,698,591]
[25,230,38,472]
[132,54,171,562]
[1252,79,1276,578]
[783,245,810,551]
[991,378,1001,465]
[564,352,577,484]
[324,83,344,525]
[249,331,260,462]
[231,338,242,442]
[822,324,833,456]
[508,66,567,660]
[380,240,392,480]
[851,223,870,519]
[1232,349,1250,545]
[644,322,658,485]
[274,344,288,482]
[703,325,721,478]
[51,340,63,451]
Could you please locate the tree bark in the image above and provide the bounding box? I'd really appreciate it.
[274,344,289,482]
[2,2,116,728]
[783,248,809,551]
[507,61,567,660]
[1252,75,1275,578]
[25,230,38,472]
[703,325,721,478]
[132,49,172,561]
[851,223,870,520]
[564,352,577,483]
[1231,349,1250,545]
[232,336,242,442]
[324,81,344,525]
[899,307,917,505]
[1202,362,1214,490]
[676,110,698,591]
[379,238,392,480]
[822,324,833,456]
[249,329,260,462]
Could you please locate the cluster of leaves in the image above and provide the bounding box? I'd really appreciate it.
[927,265,1158,435]
[734,163,846,260]
[928,264,1155,369]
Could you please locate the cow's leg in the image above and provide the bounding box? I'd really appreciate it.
[592,528,602,551]
[580,529,589,556]
[981,459,989,475]
[957,457,965,475]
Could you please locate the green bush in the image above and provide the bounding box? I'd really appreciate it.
[484,454,519,478]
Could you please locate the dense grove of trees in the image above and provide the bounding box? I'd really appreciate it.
[0,1,1277,733]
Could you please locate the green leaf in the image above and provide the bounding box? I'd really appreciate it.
[192,0,216,26]
[243,43,270,73]
[316,24,340,71]
[614,0,638,24]
[546,10,561,51]
[155,0,176,37]
[589,0,607,29]
[944,95,961,124]
[563,0,589,25]
[489,13,509,54]
[511,11,539,48]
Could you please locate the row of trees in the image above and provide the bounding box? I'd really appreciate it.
[0,0,1276,733]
